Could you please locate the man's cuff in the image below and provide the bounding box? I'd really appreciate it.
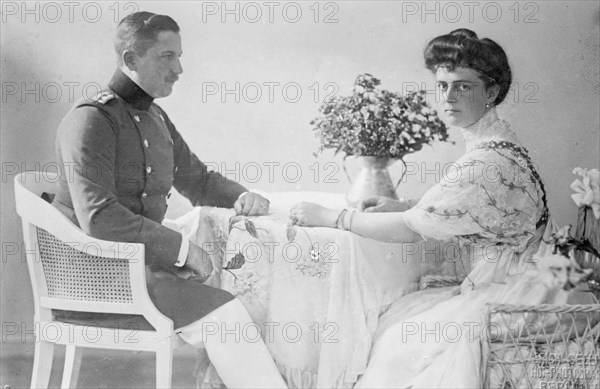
[174,236,189,267]
[162,219,189,267]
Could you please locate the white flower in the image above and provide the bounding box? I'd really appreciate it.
[571,167,600,218]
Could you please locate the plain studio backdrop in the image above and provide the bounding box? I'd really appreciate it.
[1,0,599,386]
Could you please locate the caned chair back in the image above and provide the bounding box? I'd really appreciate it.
[15,172,183,388]
[14,172,173,333]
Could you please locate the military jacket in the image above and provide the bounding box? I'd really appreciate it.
[54,70,247,268]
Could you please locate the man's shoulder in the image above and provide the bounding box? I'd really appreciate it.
[58,90,123,135]
[90,90,117,105]
[64,89,126,124]
[76,89,120,108]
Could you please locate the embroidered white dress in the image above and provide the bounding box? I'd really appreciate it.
[355,108,552,388]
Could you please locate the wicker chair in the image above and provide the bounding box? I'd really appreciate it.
[419,278,600,388]
[483,303,599,389]
[14,172,185,388]
[481,218,600,388]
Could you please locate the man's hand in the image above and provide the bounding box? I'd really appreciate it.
[234,192,270,216]
[358,195,412,213]
[172,242,214,283]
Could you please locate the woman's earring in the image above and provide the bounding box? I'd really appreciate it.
[485,102,491,108]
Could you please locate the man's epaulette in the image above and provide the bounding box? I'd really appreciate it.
[90,91,116,105]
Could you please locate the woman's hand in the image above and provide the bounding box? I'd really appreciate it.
[289,202,339,228]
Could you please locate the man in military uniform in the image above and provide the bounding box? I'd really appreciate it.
[53,11,287,388]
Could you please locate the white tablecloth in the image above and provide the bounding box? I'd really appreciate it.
[168,191,422,388]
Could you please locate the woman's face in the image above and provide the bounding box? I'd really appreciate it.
[435,67,497,128]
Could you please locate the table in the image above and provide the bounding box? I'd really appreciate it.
[168,191,423,388]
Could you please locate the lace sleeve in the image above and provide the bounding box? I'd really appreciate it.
[403,142,546,248]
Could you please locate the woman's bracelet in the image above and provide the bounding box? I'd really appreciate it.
[336,208,357,231]
[348,209,357,231]
[335,209,348,229]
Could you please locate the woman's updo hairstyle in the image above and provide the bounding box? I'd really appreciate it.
[424,29,512,105]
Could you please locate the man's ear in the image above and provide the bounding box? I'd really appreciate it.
[486,84,500,105]
[122,50,137,71]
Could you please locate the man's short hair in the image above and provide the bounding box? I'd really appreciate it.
[114,11,180,64]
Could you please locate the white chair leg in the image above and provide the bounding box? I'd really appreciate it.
[61,345,83,389]
[31,340,55,389]
[156,346,173,389]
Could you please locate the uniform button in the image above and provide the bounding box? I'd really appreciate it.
[134,115,140,122]
[146,166,152,174]
[144,139,149,148]
[141,192,148,198]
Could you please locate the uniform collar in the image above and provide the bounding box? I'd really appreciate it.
[108,69,154,111]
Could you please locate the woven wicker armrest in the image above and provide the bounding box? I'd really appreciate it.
[483,303,600,389]
[419,274,464,290]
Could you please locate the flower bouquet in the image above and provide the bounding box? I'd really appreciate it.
[310,73,450,204]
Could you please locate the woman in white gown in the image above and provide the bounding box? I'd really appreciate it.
[290,29,554,388]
